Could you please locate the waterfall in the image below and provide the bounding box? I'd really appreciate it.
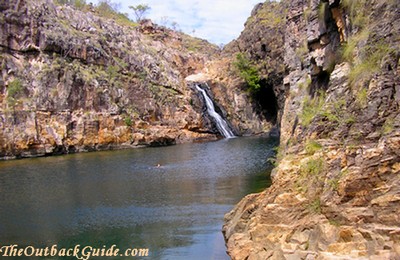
[195,85,235,138]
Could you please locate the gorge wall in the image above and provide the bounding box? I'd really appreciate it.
[223,0,400,259]
[1,0,400,258]
[199,1,288,136]
[0,0,271,159]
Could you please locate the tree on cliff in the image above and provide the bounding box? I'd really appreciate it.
[233,53,261,92]
[129,4,150,22]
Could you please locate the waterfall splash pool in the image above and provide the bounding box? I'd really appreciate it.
[0,136,277,259]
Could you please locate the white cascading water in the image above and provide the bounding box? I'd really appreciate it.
[195,85,235,138]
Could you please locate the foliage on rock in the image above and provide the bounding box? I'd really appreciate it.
[233,53,261,92]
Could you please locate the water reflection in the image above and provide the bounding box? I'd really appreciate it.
[0,136,277,259]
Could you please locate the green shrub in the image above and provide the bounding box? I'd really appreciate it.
[7,78,23,107]
[299,93,325,127]
[344,114,356,125]
[267,145,284,167]
[328,169,347,191]
[55,0,88,10]
[328,219,341,227]
[382,118,394,135]
[7,78,23,98]
[233,53,261,92]
[356,88,368,108]
[348,42,393,86]
[259,10,286,26]
[341,0,369,28]
[324,111,340,123]
[309,198,322,214]
[320,98,347,124]
[124,117,133,127]
[254,1,287,27]
[96,0,117,15]
[298,76,312,91]
[340,1,394,88]
[107,65,119,83]
[113,57,128,69]
[328,178,340,191]
[305,140,323,155]
[73,0,86,9]
[96,0,137,27]
[56,0,137,27]
[341,29,369,63]
[300,158,326,177]
[300,94,355,128]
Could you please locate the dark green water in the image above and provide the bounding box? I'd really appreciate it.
[0,136,277,259]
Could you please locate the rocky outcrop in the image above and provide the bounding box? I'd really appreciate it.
[0,0,225,159]
[224,0,400,259]
[0,0,288,159]
[223,0,288,119]
[188,1,289,136]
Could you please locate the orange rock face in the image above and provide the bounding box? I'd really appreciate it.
[0,0,225,159]
[223,0,400,259]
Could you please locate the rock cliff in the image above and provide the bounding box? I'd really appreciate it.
[2,0,400,257]
[223,0,400,259]
[0,0,267,159]
[198,1,288,136]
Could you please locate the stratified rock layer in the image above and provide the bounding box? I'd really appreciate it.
[0,0,270,159]
[224,0,400,259]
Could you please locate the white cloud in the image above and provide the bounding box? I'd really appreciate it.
[88,0,262,45]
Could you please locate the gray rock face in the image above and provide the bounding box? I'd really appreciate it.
[223,0,400,259]
[0,0,274,159]
[0,0,224,158]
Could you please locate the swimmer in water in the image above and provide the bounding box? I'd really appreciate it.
[156,164,161,168]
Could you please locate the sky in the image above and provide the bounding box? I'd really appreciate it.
[89,0,263,45]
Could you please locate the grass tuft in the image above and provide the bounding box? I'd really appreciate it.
[381,118,394,135]
[299,92,325,127]
[300,158,326,177]
[309,198,322,214]
[305,140,323,155]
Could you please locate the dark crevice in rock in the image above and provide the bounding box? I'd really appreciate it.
[156,84,184,95]
[261,44,267,52]
[329,0,341,8]
[310,70,330,96]
[252,80,279,125]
